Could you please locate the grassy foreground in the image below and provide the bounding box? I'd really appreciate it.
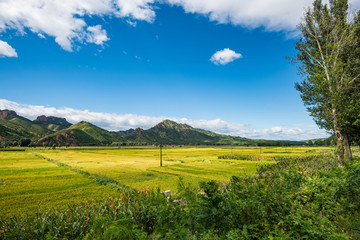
[1,150,360,239]
[0,146,330,216]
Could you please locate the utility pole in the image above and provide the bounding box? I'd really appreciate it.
[160,145,163,167]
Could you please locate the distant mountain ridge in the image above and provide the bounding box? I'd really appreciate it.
[120,119,245,145]
[33,115,72,131]
[0,109,307,147]
[116,128,135,137]
[0,110,18,119]
[37,121,122,146]
[0,110,53,141]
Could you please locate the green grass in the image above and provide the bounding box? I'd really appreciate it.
[0,146,335,217]
[0,151,118,217]
[2,151,359,240]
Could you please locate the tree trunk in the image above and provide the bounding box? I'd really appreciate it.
[343,132,352,161]
[333,108,345,167]
[335,126,345,167]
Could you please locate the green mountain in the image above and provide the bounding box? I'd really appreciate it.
[37,121,123,146]
[120,119,300,146]
[0,110,307,147]
[0,110,53,142]
[122,120,220,145]
[116,128,135,137]
[69,121,122,144]
[33,115,72,131]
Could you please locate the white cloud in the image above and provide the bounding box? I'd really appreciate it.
[126,20,138,27]
[37,33,46,39]
[210,48,242,65]
[86,25,109,45]
[114,0,155,21]
[0,0,155,51]
[0,99,330,141]
[166,0,360,32]
[0,40,17,57]
[1,0,360,55]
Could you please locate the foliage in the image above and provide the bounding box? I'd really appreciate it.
[294,0,360,164]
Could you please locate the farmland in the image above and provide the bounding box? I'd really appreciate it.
[0,146,334,217]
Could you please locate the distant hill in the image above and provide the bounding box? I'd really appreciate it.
[121,119,244,145]
[120,119,305,146]
[0,110,307,147]
[0,110,52,142]
[116,128,135,137]
[37,121,123,146]
[33,115,72,131]
[69,121,123,144]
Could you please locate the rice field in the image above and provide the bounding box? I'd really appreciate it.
[0,146,334,217]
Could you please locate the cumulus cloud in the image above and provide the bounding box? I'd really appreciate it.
[0,0,155,51]
[86,25,109,45]
[0,99,330,141]
[1,0,360,55]
[0,40,17,57]
[167,0,360,32]
[210,48,242,65]
[114,0,155,21]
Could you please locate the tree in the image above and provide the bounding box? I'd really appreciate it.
[294,0,360,166]
[19,138,31,147]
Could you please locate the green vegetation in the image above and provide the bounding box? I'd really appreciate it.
[1,151,359,239]
[37,122,123,146]
[0,151,118,216]
[0,110,71,146]
[0,110,52,141]
[294,0,360,165]
[36,146,330,193]
[68,121,122,144]
[0,146,330,217]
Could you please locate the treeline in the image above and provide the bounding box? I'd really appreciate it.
[307,135,336,146]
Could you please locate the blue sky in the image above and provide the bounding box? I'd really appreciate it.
[2,0,357,140]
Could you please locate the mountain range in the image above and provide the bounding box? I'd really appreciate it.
[0,109,306,147]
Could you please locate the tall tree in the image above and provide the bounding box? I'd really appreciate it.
[294,0,360,166]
